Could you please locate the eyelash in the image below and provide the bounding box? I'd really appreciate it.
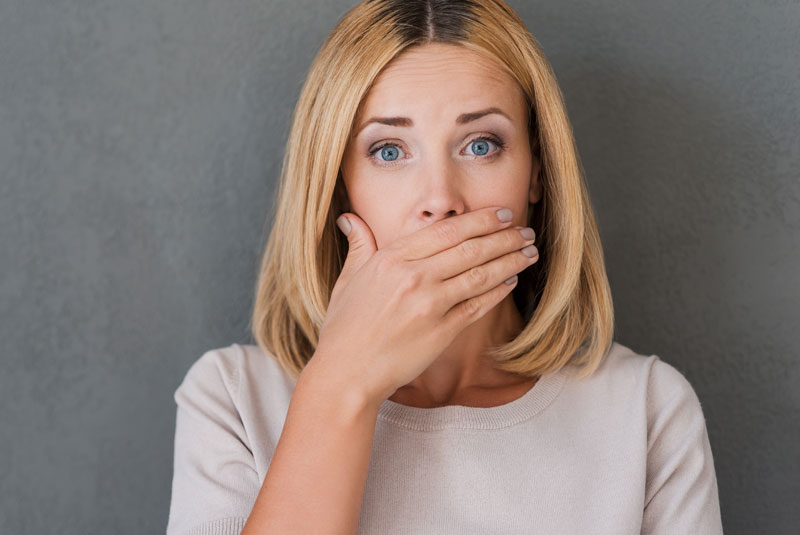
[367,134,507,168]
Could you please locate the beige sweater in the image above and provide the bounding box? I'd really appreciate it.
[166,341,723,534]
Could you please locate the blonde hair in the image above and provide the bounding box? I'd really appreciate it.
[250,0,614,382]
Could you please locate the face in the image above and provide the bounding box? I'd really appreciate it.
[339,42,543,250]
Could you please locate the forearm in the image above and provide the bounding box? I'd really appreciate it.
[242,359,381,535]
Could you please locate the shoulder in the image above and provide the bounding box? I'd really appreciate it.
[601,341,705,412]
[591,345,723,532]
[175,342,297,408]
[560,341,705,418]
[585,341,699,394]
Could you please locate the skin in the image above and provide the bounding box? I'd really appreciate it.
[339,42,543,408]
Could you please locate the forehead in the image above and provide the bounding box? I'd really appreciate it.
[355,43,526,122]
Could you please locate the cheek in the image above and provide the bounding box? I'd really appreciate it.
[481,174,529,202]
[346,189,402,250]
[366,216,399,251]
[346,181,386,215]
[478,176,530,226]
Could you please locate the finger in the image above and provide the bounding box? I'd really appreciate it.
[425,225,535,282]
[440,271,521,337]
[336,212,378,286]
[438,243,538,312]
[386,206,517,262]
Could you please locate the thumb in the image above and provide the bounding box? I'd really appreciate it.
[336,213,378,277]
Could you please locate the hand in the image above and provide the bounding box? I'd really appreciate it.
[306,206,539,407]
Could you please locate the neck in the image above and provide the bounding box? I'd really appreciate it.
[393,294,527,404]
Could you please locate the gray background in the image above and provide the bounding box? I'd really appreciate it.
[1,0,797,533]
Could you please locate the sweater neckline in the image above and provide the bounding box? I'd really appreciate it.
[376,366,568,431]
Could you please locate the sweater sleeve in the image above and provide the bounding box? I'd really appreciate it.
[166,348,261,535]
[641,356,723,534]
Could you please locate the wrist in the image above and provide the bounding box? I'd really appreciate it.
[298,354,384,416]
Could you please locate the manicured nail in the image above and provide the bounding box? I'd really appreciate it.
[522,244,538,258]
[336,215,351,236]
[504,275,518,285]
[518,227,535,240]
[496,208,513,222]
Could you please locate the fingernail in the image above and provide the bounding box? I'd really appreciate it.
[522,244,538,258]
[504,275,518,285]
[336,215,351,236]
[518,227,535,240]
[496,208,513,222]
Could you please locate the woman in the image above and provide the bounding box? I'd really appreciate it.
[167,1,723,534]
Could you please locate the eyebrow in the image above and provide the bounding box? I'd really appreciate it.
[353,107,512,137]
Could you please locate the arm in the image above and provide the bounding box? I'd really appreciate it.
[241,355,382,535]
[641,358,724,534]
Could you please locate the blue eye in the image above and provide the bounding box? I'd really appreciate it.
[468,139,492,156]
[377,144,403,162]
[368,135,506,168]
[465,136,506,157]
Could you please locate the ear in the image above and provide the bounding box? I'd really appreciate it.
[529,145,543,205]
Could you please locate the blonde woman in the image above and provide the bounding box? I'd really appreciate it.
[166,1,723,534]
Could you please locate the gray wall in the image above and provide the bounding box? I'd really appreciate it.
[1,0,797,533]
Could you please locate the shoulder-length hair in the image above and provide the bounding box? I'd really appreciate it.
[250,0,614,382]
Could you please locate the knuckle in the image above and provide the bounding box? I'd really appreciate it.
[417,295,438,318]
[433,220,459,244]
[505,229,520,248]
[399,267,424,294]
[467,265,489,286]
[462,296,481,316]
[457,239,481,263]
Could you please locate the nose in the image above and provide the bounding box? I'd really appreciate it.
[417,161,467,224]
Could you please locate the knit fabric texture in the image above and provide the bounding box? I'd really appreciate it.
[166,341,723,534]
